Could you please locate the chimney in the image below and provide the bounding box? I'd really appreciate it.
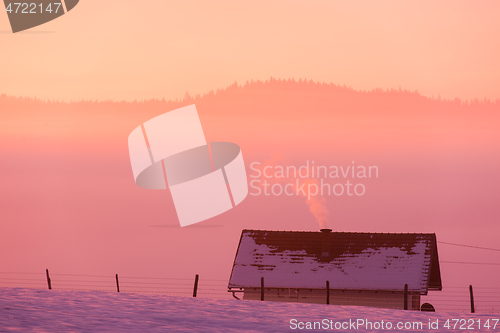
[320,228,332,258]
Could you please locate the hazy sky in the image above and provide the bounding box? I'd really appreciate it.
[1,0,500,101]
[1,1,500,310]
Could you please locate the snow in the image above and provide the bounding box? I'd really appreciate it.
[0,287,495,332]
[230,232,431,292]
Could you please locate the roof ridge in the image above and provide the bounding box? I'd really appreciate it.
[242,229,436,235]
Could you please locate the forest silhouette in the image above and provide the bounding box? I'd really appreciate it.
[1,77,499,162]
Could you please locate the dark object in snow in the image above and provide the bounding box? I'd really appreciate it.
[421,303,435,312]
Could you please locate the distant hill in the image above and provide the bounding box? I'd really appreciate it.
[1,78,499,154]
[1,78,498,119]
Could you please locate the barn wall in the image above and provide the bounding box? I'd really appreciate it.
[242,288,421,310]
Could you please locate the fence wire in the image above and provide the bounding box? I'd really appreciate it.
[1,272,499,312]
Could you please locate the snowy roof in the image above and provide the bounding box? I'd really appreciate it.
[228,230,442,294]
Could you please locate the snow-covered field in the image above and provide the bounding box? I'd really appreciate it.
[0,288,497,332]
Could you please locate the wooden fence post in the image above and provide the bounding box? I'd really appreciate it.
[469,285,475,313]
[260,277,264,301]
[46,269,52,290]
[193,274,199,297]
[115,274,120,293]
[403,284,408,310]
[326,280,330,305]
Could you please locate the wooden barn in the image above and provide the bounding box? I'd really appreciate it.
[228,229,442,310]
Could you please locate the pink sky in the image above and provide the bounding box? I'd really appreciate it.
[1,1,500,101]
[1,0,500,311]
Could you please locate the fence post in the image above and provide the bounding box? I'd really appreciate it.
[260,277,264,301]
[403,284,408,310]
[326,280,330,305]
[115,274,120,293]
[469,285,475,313]
[46,269,52,290]
[193,274,199,297]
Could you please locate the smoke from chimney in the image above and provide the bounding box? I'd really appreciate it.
[296,178,329,229]
[254,158,330,229]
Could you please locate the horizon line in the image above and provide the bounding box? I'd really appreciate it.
[2,78,499,105]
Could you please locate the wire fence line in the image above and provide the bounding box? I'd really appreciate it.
[1,271,499,313]
[0,271,231,299]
